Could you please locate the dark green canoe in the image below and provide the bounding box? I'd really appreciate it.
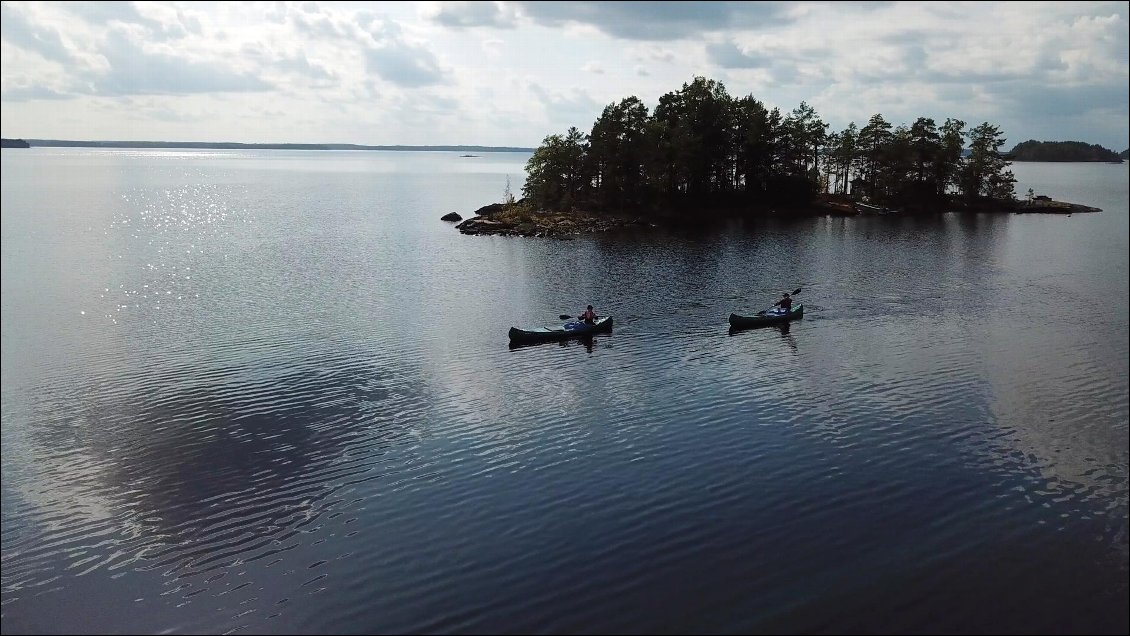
[728,305,804,329]
[509,316,613,344]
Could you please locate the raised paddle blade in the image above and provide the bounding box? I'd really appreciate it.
[792,287,802,295]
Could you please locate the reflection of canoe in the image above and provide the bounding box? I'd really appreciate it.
[728,305,804,329]
[509,316,613,344]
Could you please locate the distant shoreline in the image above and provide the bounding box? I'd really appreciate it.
[15,139,535,153]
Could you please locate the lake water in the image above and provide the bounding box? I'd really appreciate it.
[2,149,1127,634]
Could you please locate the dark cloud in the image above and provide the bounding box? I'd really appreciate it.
[359,16,448,88]
[991,81,1130,119]
[265,3,289,24]
[707,40,772,68]
[92,31,273,95]
[138,103,212,123]
[275,53,336,84]
[527,82,602,128]
[239,43,337,84]
[0,85,72,102]
[364,41,446,88]
[515,1,795,40]
[60,1,156,26]
[428,1,516,28]
[290,5,356,40]
[60,1,191,41]
[177,9,203,35]
[0,3,76,64]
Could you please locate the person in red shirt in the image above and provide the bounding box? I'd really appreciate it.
[578,305,597,324]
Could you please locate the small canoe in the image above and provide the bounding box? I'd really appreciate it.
[509,316,613,344]
[729,305,804,329]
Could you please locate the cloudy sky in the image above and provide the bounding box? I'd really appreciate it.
[1,1,1127,149]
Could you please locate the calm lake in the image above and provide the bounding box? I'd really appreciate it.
[2,149,1127,634]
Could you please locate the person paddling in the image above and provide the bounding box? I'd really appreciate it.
[773,292,793,314]
[578,305,597,324]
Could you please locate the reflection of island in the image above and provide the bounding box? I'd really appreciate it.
[1,138,31,148]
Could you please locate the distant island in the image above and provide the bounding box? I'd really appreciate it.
[1008,140,1122,162]
[18,139,533,153]
[1122,149,1129,160]
[455,75,1045,238]
[1,138,30,148]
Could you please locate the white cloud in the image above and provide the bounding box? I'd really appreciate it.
[514,1,798,40]
[0,1,1125,149]
[91,30,273,96]
[363,37,447,87]
[422,1,517,28]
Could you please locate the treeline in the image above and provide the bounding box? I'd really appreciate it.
[1009,140,1122,162]
[524,76,1016,215]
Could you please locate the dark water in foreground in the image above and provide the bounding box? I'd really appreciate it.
[2,150,1127,634]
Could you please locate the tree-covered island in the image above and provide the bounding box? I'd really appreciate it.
[457,76,1098,237]
[1009,140,1123,162]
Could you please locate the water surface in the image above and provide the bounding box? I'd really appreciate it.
[2,150,1127,634]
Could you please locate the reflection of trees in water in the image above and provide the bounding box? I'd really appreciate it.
[9,347,427,587]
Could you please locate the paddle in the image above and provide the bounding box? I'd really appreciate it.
[757,287,802,315]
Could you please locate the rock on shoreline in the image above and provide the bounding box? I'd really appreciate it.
[455,199,647,238]
[1014,199,1102,214]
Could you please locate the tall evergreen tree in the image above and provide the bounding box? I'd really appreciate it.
[960,122,1016,202]
[856,114,893,201]
[588,98,650,208]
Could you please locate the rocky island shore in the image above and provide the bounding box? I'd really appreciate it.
[444,194,1102,239]
[452,200,650,238]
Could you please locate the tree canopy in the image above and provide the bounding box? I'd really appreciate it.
[524,76,1018,215]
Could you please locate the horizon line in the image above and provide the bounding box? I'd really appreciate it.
[3,138,536,152]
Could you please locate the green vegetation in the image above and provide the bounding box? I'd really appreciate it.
[524,76,1017,216]
[1,138,30,148]
[1009,140,1122,162]
[1120,149,1129,160]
